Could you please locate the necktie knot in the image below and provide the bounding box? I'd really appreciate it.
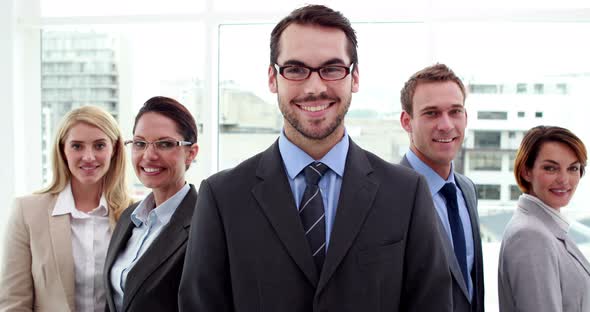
[440,183,457,203]
[304,162,329,186]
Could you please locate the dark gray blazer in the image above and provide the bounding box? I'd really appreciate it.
[179,139,453,312]
[401,156,485,312]
[104,184,197,312]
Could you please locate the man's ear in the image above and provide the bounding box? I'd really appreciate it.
[268,65,278,93]
[351,64,359,93]
[400,111,412,133]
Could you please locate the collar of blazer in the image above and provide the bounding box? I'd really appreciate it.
[252,138,378,293]
[44,193,75,312]
[518,196,590,276]
[104,184,197,312]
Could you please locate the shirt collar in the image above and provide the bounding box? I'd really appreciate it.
[278,129,349,179]
[52,182,109,218]
[130,183,190,227]
[406,149,456,195]
[521,193,570,232]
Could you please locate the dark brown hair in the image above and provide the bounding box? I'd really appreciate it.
[133,96,198,145]
[270,5,358,66]
[400,63,466,116]
[514,125,587,193]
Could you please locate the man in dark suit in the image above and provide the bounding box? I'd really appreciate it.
[179,5,452,311]
[399,64,485,312]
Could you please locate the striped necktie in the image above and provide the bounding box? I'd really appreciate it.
[299,162,329,272]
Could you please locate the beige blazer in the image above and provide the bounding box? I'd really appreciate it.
[0,193,75,312]
[498,195,590,312]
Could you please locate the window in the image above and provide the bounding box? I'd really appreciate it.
[477,111,508,120]
[535,111,543,118]
[469,152,502,171]
[474,131,501,148]
[509,153,516,171]
[516,83,527,94]
[510,185,522,200]
[41,24,206,197]
[556,83,568,94]
[218,23,429,170]
[469,84,499,94]
[476,184,501,200]
[517,111,525,118]
[534,83,544,94]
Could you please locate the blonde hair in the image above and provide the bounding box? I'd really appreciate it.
[38,105,133,221]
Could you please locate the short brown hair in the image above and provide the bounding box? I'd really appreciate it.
[400,63,466,116]
[270,5,358,66]
[514,125,587,193]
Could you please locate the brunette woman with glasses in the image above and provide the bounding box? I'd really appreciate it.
[103,96,198,312]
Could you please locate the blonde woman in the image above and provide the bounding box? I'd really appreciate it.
[0,106,132,312]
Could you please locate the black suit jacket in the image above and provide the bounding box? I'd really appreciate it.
[179,140,452,311]
[401,156,485,312]
[104,184,197,312]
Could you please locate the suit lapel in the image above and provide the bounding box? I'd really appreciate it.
[121,185,197,311]
[47,198,75,312]
[564,237,590,276]
[252,142,320,286]
[523,198,590,280]
[317,140,378,293]
[455,174,482,301]
[104,205,136,312]
[401,155,471,299]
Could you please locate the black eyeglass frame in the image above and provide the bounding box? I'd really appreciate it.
[273,63,355,81]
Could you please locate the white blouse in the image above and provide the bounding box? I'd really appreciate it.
[52,183,111,312]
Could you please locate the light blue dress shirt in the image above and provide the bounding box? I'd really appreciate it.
[278,130,349,249]
[109,183,190,312]
[406,150,474,300]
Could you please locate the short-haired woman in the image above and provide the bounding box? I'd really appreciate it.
[499,125,590,312]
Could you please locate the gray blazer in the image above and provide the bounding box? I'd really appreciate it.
[401,156,485,312]
[498,194,590,312]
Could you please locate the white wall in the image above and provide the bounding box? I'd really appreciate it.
[0,0,41,233]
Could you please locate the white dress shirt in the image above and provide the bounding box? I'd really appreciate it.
[52,183,111,312]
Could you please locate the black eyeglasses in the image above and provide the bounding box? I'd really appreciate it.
[274,63,355,81]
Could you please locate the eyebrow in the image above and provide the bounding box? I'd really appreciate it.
[541,159,581,166]
[419,104,464,112]
[133,136,178,141]
[281,58,348,67]
[69,139,107,143]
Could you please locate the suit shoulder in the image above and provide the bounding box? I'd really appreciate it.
[455,172,476,188]
[364,150,424,181]
[205,151,264,187]
[12,193,56,217]
[502,213,555,252]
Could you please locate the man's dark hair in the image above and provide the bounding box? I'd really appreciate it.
[270,5,358,66]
